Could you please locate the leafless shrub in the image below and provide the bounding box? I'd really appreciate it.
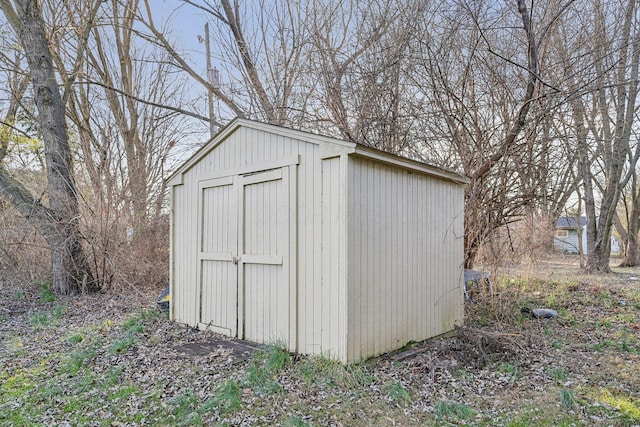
[464,279,527,327]
[0,201,50,287]
[449,326,521,369]
[82,212,169,294]
[112,216,169,292]
[475,213,558,271]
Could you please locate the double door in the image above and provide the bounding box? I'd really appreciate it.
[196,166,295,346]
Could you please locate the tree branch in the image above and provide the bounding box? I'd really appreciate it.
[83,78,218,126]
[61,0,104,106]
[470,0,539,179]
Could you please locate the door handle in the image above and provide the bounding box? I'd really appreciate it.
[233,256,238,265]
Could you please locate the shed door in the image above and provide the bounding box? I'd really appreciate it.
[239,168,293,345]
[196,165,296,348]
[197,176,238,335]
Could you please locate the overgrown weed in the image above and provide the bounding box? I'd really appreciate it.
[297,355,373,389]
[243,344,290,394]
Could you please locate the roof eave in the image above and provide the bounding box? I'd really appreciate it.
[352,145,469,184]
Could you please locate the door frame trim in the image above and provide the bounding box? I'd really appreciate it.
[194,155,299,182]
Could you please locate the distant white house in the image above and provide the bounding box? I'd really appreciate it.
[554,217,621,255]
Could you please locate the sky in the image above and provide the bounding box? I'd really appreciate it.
[150,1,217,76]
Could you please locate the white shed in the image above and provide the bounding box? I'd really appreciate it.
[168,118,466,363]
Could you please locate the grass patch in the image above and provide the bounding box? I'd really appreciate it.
[59,350,96,376]
[1,366,43,398]
[283,415,310,427]
[38,282,55,303]
[559,389,576,409]
[108,384,139,401]
[385,381,412,405]
[206,379,242,415]
[434,400,476,422]
[454,368,474,380]
[28,311,50,326]
[0,364,49,423]
[51,305,66,319]
[108,309,160,354]
[5,336,25,356]
[244,361,283,394]
[67,333,84,344]
[170,388,202,426]
[243,344,290,394]
[297,355,373,389]
[123,316,145,334]
[497,363,519,378]
[263,343,291,373]
[105,366,125,387]
[551,368,569,382]
[28,305,66,327]
[621,340,638,353]
[594,339,615,351]
[110,334,136,353]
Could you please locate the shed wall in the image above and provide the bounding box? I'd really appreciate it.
[171,183,199,325]
[319,156,348,361]
[346,157,465,362]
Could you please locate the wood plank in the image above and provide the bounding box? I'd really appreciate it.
[241,254,283,265]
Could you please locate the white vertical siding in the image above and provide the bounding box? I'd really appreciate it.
[553,229,583,254]
[170,184,199,326]
[297,142,322,355]
[320,156,347,361]
[346,157,464,362]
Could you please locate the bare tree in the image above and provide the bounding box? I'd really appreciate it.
[39,0,190,287]
[137,0,318,128]
[617,170,640,266]
[0,0,100,294]
[573,0,640,272]
[408,0,559,267]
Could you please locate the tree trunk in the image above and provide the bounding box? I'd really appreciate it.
[620,229,638,267]
[0,0,97,294]
[585,238,612,273]
[619,195,640,267]
[582,0,640,273]
[613,211,629,258]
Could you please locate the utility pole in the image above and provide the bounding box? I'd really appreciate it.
[204,23,220,138]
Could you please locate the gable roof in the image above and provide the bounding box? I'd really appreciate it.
[556,216,587,229]
[167,118,468,186]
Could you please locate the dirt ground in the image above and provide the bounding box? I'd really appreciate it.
[1,256,639,426]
